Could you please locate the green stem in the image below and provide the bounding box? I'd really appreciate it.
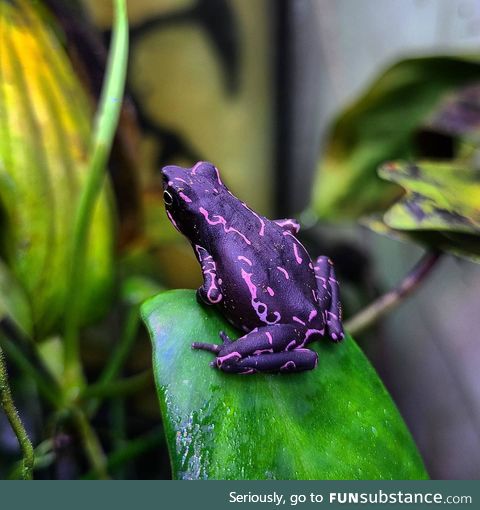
[0,346,34,480]
[63,0,129,389]
[345,250,442,335]
[7,439,55,480]
[100,308,140,386]
[87,307,140,416]
[110,397,127,478]
[82,370,151,400]
[81,428,164,480]
[0,333,61,408]
[71,407,109,480]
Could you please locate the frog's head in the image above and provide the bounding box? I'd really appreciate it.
[161,161,225,239]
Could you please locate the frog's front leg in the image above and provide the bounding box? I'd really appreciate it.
[314,256,344,342]
[193,245,222,305]
[192,324,319,374]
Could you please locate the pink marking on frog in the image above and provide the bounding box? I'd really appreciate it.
[237,255,253,266]
[275,219,300,233]
[292,243,303,264]
[266,286,275,296]
[166,211,180,231]
[240,369,256,375]
[277,266,289,280]
[241,202,265,236]
[217,351,241,365]
[293,316,306,326]
[199,207,251,245]
[214,166,223,185]
[191,161,203,174]
[309,262,314,270]
[174,177,188,184]
[312,289,318,302]
[281,361,296,371]
[316,275,327,289]
[283,230,305,264]
[308,309,317,322]
[266,332,273,345]
[179,192,192,203]
[195,245,222,304]
[298,328,324,348]
[286,339,297,351]
[241,269,281,325]
[253,348,273,355]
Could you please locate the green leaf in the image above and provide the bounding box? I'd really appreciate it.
[423,83,480,144]
[365,161,480,262]
[141,289,428,480]
[0,0,115,338]
[121,275,164,307]
[0,259,32,337]
[311,56,480,220]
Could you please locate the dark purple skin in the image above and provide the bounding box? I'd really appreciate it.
[161,161,345,374]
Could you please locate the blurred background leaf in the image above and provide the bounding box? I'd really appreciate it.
[141,290,427,480]
[0,0,115,339]
[311,56,480,220]
[365,161,480,261]
[0,260,32,337]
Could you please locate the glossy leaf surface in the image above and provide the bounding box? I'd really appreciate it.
[311,57,480,220]
[142,290,428,480]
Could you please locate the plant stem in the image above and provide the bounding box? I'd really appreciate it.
[7,439,55,480]
[99,308,140,386]
[0,346,34,480]
[81,428,164,480]
[63,0,128,389]
[0,333,61,408]
[82,370,151,400]
[86,307,140,416]
[345,250,442,335]
[71,407,109,479]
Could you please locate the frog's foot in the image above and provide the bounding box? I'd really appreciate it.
[314,256,345,343]
[196,286,222,306]
[191,330,233,355]
[219,331,233,345]
[191,342,221,354]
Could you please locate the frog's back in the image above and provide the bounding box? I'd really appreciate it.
[209,209,320,331]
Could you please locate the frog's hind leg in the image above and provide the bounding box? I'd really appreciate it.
[314,256,345,342]
[222,349,318,374]
[193,324,319,374]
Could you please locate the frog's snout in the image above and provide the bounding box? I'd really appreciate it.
[160,166,173,190]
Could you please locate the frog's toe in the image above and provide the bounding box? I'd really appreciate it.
[219,331,233,344]
[196,288,209,305]
[191,342,221,354]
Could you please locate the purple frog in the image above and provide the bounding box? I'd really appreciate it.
[161,161,344,374]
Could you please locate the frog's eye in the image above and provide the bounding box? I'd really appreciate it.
[163,189,174,206]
